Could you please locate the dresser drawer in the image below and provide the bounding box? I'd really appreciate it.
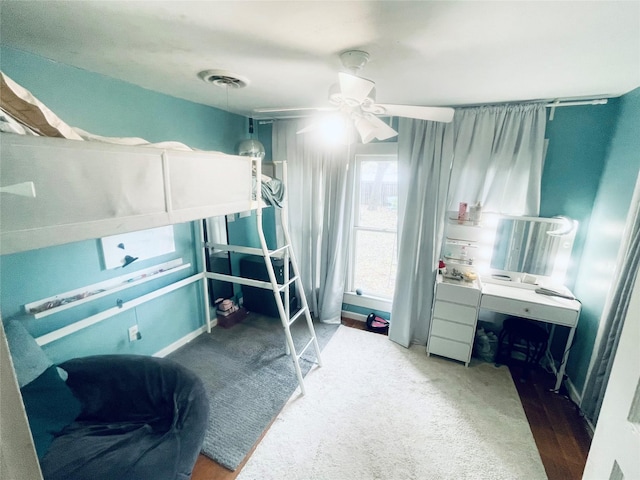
[436,282,480,306]
[428,336,471,364]
[430,318,474,344]
[481,295,578,327]
[433,301,477,326]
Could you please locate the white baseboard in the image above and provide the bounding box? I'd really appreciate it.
[565,376,583,406]
[153,325,207,358]
[341,310,367,322]
[564,377,594,437]
[342,292,391,312]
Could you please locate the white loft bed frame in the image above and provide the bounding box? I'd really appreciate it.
[0,132,322,477]
[0,133,258,254]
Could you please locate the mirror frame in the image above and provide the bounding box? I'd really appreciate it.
[479,214,578,285]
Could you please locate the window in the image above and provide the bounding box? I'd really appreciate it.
[348,144,398,299]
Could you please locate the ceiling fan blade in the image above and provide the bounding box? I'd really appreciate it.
[365,114,399,141]
[338,72,375,104]
[376,104,455,123]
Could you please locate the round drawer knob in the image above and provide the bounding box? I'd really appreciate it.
[524,307,530,313]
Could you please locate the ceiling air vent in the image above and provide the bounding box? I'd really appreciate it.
[198,69,250,89]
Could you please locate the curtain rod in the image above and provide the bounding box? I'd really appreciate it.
[258,99,609,124]
[546,98,608,120]
[545,99,608,108]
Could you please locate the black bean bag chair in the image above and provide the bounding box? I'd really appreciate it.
[37,354,209,480]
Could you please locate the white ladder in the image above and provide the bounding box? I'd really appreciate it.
[202,165,322,395]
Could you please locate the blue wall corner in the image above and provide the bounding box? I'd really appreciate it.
[566,87,640,394]
[541,100,621,291]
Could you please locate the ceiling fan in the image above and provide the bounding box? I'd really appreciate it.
[254,50,455,143]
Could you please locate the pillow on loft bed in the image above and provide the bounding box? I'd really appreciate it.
[3,320,81,458]
[0,71,201,151]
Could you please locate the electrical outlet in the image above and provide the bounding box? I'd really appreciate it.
[128,325,139,342]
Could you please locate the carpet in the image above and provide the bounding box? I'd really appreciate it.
[237,326,548,480]
[168,313,338,471]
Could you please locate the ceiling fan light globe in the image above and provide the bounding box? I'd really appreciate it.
[354,116,377,144]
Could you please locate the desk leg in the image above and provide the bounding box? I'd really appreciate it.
[554,325,576,392]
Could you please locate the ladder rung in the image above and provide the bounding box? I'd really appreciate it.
[269,245,290,257]
[206,272,274,290]
[205,243,290,258]
[296,337,316,360]
[287,306,308,327]
[280,275,298,291]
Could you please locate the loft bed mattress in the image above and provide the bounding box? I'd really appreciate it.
[0,133,256,255]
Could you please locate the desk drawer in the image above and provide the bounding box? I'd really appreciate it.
[436,283,480,306]
[428,336,471,364]
[433,301,477,326]
[480,295,578,327]
[430,318,474,344]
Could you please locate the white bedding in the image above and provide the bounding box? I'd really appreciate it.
[0,71,205,152]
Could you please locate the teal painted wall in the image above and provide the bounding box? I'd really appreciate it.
[541,101,621,291]
[567,87,640,395]
[0,47,244,151]
[0,46,247,361]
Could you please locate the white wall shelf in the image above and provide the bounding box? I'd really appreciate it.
[35,273,202,346]
[25,259,189,319]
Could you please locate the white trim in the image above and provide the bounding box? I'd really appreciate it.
[341,310,367,322]
[565,376,594,437]
[25,259,187,319]
[36,273,204,346]
[153,325,209,358]
[347,142,399,296]
[565,375,583,408]
[343,292,392,312]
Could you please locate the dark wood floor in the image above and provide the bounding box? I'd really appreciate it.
[191,319,592,480]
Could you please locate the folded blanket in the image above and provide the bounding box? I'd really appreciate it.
[258,175,285,208]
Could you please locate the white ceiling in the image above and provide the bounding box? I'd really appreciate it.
[1,1,639,118]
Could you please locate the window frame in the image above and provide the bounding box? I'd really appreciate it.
[346,142,399,301]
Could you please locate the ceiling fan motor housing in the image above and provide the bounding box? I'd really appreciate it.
[340,50,370,72]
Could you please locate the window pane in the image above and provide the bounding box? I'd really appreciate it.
[358,160,397,230]
[353,230,397,299]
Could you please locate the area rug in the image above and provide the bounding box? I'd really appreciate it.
[168,313,338,471]
[237,326,547,480]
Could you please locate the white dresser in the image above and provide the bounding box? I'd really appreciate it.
[427,277,481,366]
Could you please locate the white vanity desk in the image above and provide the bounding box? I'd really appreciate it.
[480,281,581,391]
[429,212,582,391]
[428,277,581,392]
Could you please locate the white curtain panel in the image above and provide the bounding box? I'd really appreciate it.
[389,119,454,347]
[272,120,352,324]
[448,103,546,216]
[389,104,546,347]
